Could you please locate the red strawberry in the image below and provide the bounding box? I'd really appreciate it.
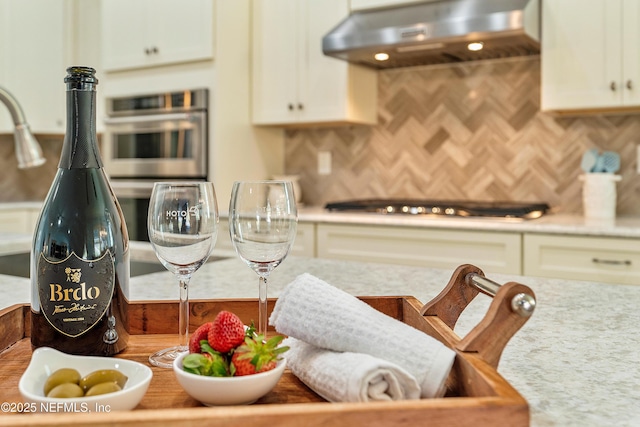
[189,322,213,353]
[209,311,245,353]
[230,334,288,376]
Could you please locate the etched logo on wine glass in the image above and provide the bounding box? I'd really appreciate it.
[165,206,199,218]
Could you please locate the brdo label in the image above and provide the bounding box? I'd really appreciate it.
[37,251,115,338]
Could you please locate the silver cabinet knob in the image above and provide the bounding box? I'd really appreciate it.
[288,103,294,111]
[297,103,304,110]
[627,80,633,90]
[610,81,617,91]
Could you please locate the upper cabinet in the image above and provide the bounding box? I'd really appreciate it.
[542,0,640,112]
[252,0,377,127]
[100,0,214,72]
[0,0,71,134]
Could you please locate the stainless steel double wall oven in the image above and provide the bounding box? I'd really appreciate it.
[103,89,209,241]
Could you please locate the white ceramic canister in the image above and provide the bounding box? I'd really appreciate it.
[579,173,622,224]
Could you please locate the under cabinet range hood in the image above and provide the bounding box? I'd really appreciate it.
[322,0,540,69]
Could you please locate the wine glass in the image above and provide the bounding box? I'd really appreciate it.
[147,182,219,368]
[229,180,298,337]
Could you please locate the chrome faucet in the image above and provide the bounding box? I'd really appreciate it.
[0,86,46,169]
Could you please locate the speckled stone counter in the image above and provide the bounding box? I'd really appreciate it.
[2,256,639,427]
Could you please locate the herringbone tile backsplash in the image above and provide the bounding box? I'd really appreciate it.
[3,57,640,216]
[285,57,640,215]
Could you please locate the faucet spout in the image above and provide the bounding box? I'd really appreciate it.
[0,86,46,169]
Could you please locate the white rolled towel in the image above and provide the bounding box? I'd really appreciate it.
[284,337,421,402]
[270,273,456,398]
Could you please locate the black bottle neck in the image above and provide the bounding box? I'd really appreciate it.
[58,84,102,169]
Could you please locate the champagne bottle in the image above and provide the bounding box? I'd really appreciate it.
[30,66,129,356]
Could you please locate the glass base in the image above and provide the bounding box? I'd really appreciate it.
[149,345,188,369]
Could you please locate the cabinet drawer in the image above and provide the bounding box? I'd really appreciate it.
[0,209,38,235]
[523,233,640,285]
[316,224,521,274]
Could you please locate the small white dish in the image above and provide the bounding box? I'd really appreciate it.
[173,351,286,406]
[19,347,153,412]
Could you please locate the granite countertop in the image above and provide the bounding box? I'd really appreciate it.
[1,256,639,426]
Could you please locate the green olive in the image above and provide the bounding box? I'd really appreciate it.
[79,369,128,393]
[85,382,122,396]
[43,368,81,396]
[46,382,84,398]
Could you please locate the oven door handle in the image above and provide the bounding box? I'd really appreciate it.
[103,112,201,125]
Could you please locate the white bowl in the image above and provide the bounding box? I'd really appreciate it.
[19,347,153,412]
[173,351,286,406]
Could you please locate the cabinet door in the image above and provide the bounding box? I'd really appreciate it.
[541,0,622,111]
[252,0,377,126]
[101,0,213,72]
[0,0,69,134]
[622,0,640,105]
[299,0,348,121]
[317,224,522,274]
[523,233,640,285]
[101,0,151,71]
[152,0,214,67]
[252,0,299,124]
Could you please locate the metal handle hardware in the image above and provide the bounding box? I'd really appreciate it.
[627,80,633,90]
[610,81,617,91]
[104,112,198,125]
[466,273,536,318]
[592,258,631,266]
[288,103,294,111]
[297,103,304,110]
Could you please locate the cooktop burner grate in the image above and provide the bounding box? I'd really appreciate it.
[325,199,550,219]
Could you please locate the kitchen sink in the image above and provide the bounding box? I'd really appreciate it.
[0,252,185,278]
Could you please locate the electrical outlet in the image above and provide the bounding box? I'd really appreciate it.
[318,151,332,175]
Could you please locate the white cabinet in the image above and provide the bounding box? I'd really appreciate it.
[252,0,377,126]
[542,0,640,112]
[316,223,522,274]
[100,0,214,72]
[0,0,71,134]
[523,233,640,285]
[216,218,316,259]
[0,207,40,236]
[350,0,432,11]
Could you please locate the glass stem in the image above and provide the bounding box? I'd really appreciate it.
[178,275,191,350]
[259,275,268,338]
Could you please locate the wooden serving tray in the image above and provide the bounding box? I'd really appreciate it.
[0,264,533,426]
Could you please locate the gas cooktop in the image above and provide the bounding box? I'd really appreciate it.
[325,199,550,219]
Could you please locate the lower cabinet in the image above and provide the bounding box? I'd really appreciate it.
[213,219,640,285]
[316,223,522,274]
[523,233,640,285]
[0,208,40,235]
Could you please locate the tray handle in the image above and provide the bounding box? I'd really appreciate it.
[421,264,536,368]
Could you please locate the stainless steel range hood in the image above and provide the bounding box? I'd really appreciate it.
[322,0,540,69]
